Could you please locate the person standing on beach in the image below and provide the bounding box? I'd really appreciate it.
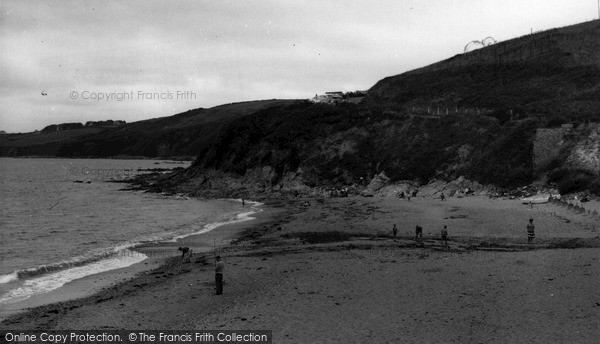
[440,192,445,201]
[441,226,448,247]
[215,256,225,295]
[392,224,398,238]
[415,225,423,241]
[527,218,535,244]
[242,198,245,207]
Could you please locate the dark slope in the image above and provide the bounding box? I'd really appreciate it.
[367,20,600,122]
[0,128,106,156]
[173,101,538,190]
[0,99,300,158]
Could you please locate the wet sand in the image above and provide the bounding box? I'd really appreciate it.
[2,195,599,343]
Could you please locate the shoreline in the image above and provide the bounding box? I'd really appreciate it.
[0,198,268,322]
[2,194,599,342]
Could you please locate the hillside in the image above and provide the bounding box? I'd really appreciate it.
[367,20,600,122]
[160,102,540,195]
[0,99,300,158]
[161,20,600,196]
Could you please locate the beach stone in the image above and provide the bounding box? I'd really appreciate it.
[470,181,483,193]
[366,171,390,193]
[443,180,461,193]
[360,189,375,197]
[477,185,494,196]
[377,182,412,197]
[418,180,446,197]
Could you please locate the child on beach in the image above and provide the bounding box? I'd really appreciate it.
[215,256,225,295]
[415,225,423,241]
[527,218,535,244]
[441,226,448,247]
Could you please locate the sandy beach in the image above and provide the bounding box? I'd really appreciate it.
[2,194,599,343]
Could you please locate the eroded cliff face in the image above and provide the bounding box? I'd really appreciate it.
[568,125,600,174]
[534,124,600,175]
[533,127,569,168]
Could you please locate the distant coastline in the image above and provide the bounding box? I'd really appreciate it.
[0,155,195,161]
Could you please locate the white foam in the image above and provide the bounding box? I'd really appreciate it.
[0,272,18,284]
[0,249,147,305]
[169,201,263,242]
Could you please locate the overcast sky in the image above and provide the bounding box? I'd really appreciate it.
[1,0,596,132]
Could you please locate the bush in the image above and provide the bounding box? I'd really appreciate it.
[588,178,600,195]
[548,168,597,194]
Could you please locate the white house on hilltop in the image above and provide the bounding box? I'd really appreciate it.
[310,91,365,104]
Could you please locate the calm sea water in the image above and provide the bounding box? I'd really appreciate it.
[0,158,248,305]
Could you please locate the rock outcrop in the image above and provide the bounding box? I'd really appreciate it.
[417,176,489,197]
[567,125,600,175]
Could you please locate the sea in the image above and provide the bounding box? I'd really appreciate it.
[0,158,254,306]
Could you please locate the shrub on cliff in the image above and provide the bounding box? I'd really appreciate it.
[462,118,538,188]
[188,101,541,190]
[549,167,598,194]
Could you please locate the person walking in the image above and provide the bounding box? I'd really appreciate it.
[215,256,225,295]
[527,218,535,245]
[392,224,398,238]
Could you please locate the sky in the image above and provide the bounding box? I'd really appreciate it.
[0,0,597,132]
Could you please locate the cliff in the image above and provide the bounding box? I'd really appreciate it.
[567,124,600,174]
[533,123,600,194]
